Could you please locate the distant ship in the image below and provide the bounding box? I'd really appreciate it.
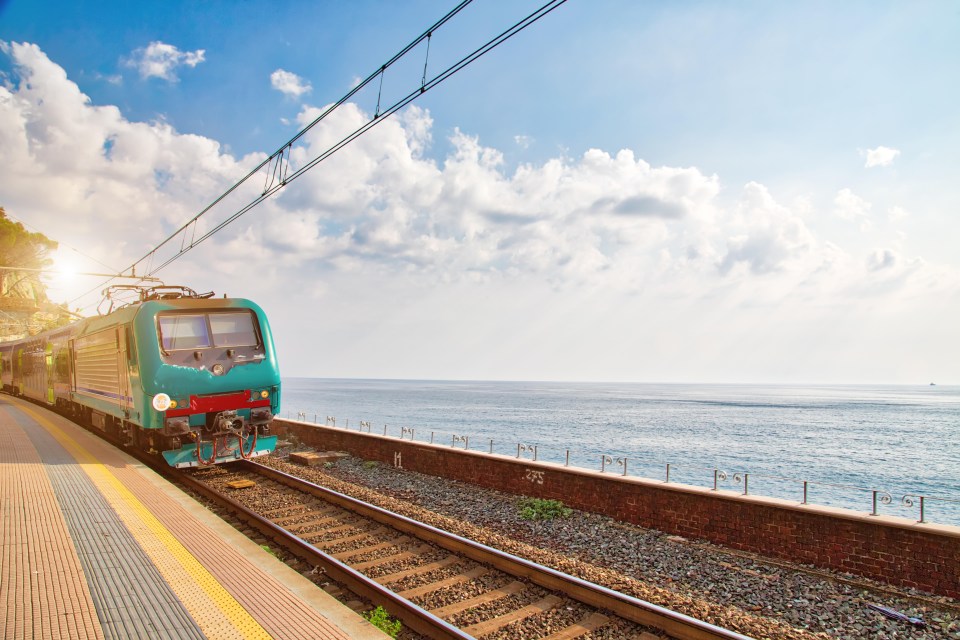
[930,382,937,386]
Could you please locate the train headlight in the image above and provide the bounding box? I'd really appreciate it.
[212,364,224,376]
[152,393,172,411]
[260,390,269,399]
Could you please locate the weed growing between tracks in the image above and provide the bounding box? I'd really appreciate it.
[364,606,402,638]
[518,497,572,537]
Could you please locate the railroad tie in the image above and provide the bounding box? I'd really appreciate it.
[376,555,461,586]
[273,509,341,527]
[312,525,389,549]
[288,516,358,537]
[430,580,526,618]
[397,565,489,600]
[260,503,319,519]
[540,612,610,640]
[332,536,409,562]
[462,595,563,638]
[351,543,433,572]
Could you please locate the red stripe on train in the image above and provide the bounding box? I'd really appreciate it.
[165,391,271,417]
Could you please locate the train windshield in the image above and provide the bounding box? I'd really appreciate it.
[209,312,258,347]
[158,311,259,351]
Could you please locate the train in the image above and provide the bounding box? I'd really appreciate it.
[0,285,280,467]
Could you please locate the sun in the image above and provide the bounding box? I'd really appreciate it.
[50,253,79,283]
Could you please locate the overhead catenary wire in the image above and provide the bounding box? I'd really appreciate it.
[0,212,136,315]
[111,0,568,281]
[108,0,475,286]
[65,0,466,314]
[0,266,161,280]
[1,212,121,276]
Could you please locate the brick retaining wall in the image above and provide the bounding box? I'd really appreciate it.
[273,419,960,599]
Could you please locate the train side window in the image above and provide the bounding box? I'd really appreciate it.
[55,351,69,379]
[158,315,212,350]
[124,325,137,364]
[210,312,259,347]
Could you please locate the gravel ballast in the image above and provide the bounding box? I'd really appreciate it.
[260,449,960,639]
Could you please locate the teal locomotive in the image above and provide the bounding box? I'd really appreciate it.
[0,286,280,467]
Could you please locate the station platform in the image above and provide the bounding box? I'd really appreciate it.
[0,394,386,640]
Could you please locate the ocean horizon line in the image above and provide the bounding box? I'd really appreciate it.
[280,376,956,388]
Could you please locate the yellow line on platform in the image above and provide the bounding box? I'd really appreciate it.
[20,403,272,640]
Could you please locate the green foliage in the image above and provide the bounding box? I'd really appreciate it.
[362,460,379,470]
[518,497,572,521]
[363,605,401,638]
[260,544,277,557]
[0,207,74,334]
[0,207,58,274]
[323,461,335,469]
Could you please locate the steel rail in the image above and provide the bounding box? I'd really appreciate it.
[22,395,753,639]
[241,460,755,640]
[16,399,470,639]
[169,466,473,640]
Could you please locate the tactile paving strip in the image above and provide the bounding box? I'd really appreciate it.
[0,399,104,640]
[7,405,205,640]
[16,404,266,640]
[14,399,368,640]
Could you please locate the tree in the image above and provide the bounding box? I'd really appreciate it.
[0,207,68,336]
[0,206,58,275]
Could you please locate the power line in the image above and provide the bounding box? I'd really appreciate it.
[112,0,568,282]
[0,266,161,280]
[2,211,121,275]
[1,210,135,313]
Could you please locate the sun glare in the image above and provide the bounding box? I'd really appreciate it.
[51,254,79,283]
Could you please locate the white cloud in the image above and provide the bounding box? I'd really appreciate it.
[867,248,899,271]
[717,182,813,275]
[2,43,957,383]
[888,205,910,222]
[863,145,900,168]
[126,41,205,81]
[91,71,123,86]
[833,188,872,228]
[270,69,312,98]
[514,135,533,149]
[1,42,947,302]
[0,42,256,290]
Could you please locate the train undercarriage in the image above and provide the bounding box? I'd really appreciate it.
[53,396,278,467]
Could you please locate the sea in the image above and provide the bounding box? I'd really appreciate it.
[281,379,960,526]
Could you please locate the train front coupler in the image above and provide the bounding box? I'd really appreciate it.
[160,409,278,467]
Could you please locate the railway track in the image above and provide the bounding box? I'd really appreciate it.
[175,460,754,640]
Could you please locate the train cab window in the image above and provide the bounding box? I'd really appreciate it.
[158,310,261,354]
[158,315,212,350]
[210,312,258,347]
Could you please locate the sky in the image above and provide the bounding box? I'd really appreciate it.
[1,0,958,384]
